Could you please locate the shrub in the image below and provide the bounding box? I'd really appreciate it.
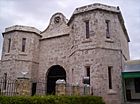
[0,95,105,104]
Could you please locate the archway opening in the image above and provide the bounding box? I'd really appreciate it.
[46,65,66,94]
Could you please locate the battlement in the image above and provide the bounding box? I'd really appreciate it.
[74,3,120,14]
[3,25,41,35]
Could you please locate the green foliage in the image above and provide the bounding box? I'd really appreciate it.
[0,95,105,104]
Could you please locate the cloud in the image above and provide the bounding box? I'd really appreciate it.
[0,0,140,60]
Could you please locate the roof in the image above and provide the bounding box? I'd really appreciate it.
[123,60,140,72]
[2,25,41,37]
[68,3,130,42]
[74,3,119,14]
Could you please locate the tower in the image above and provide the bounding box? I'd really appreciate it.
[67,3,130,104]
[1,25,41,81]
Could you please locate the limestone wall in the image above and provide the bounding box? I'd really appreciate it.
[38,13,71,81]
[38,35,70,81]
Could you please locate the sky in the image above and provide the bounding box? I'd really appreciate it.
[0,0,140,60]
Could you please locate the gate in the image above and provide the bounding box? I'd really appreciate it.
[0,77,18,96]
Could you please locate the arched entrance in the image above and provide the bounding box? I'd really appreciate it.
[46,65,66,94]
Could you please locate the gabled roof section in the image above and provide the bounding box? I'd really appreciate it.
[41,12,70,39]
[68,3,130,42]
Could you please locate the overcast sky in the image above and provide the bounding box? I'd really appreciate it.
[0,0,140,60]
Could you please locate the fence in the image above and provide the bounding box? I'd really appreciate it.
[0,77,17,96]
[0,78,47,96]
[0,78,90,96]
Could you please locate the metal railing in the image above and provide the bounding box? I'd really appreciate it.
[0,77,90,96]
[0,77,17,96]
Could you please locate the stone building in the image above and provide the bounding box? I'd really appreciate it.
[0,3,130,104]
[122,60,140,102]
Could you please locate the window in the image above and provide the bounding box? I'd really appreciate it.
[72,69,74,82]
[108,66,112,89]
[134,78,140,93]
[85,20,90,38]
[4,73,7,90]
[86,66,90,77]
[86,66,90,85]
[22,38,26,52]
[105,20,110,38]
[8,38,11,53]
